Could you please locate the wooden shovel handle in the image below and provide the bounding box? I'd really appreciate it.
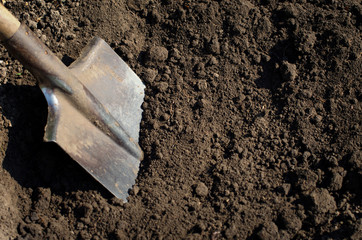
[0,4,21,41]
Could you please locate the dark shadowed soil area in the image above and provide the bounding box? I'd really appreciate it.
[0,0,361,239]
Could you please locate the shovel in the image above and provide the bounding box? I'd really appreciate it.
[0,4,145,201]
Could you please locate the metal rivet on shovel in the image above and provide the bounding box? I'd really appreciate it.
[0,4,145,201]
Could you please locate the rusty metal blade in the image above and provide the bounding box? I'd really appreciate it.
[69,37,145,142]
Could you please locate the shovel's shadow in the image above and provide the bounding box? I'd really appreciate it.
[0,83,110,197]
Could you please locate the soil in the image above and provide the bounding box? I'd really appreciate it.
[0,0,361,239]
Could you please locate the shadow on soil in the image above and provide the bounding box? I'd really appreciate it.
[255,39,298,113]
[0,83,110,197]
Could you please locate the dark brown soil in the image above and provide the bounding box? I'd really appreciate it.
[0,0,361,239]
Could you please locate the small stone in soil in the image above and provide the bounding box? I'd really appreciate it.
[194,182,208,197]
[281,61,297,81]
[132,185,140,195]
[197,80,208,91]
[328,167,345,191]
[147,46,169,62]
[142,68,158,83]
[30,212,39,222]
[156,82,169,92]
[208,37,220,55]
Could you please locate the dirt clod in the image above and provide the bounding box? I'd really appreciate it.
[293,168,318,192]
[256,222,280,240]
[279,210,302,234]
[77,203,93,219]
[147,46,169,62]
[309,188,337,214]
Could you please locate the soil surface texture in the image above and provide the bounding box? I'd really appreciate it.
[0,0,361,239]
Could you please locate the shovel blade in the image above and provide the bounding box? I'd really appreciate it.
[42,38,145,200]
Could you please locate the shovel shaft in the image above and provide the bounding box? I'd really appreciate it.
[3,24,75,93]
[0,4,21,41]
